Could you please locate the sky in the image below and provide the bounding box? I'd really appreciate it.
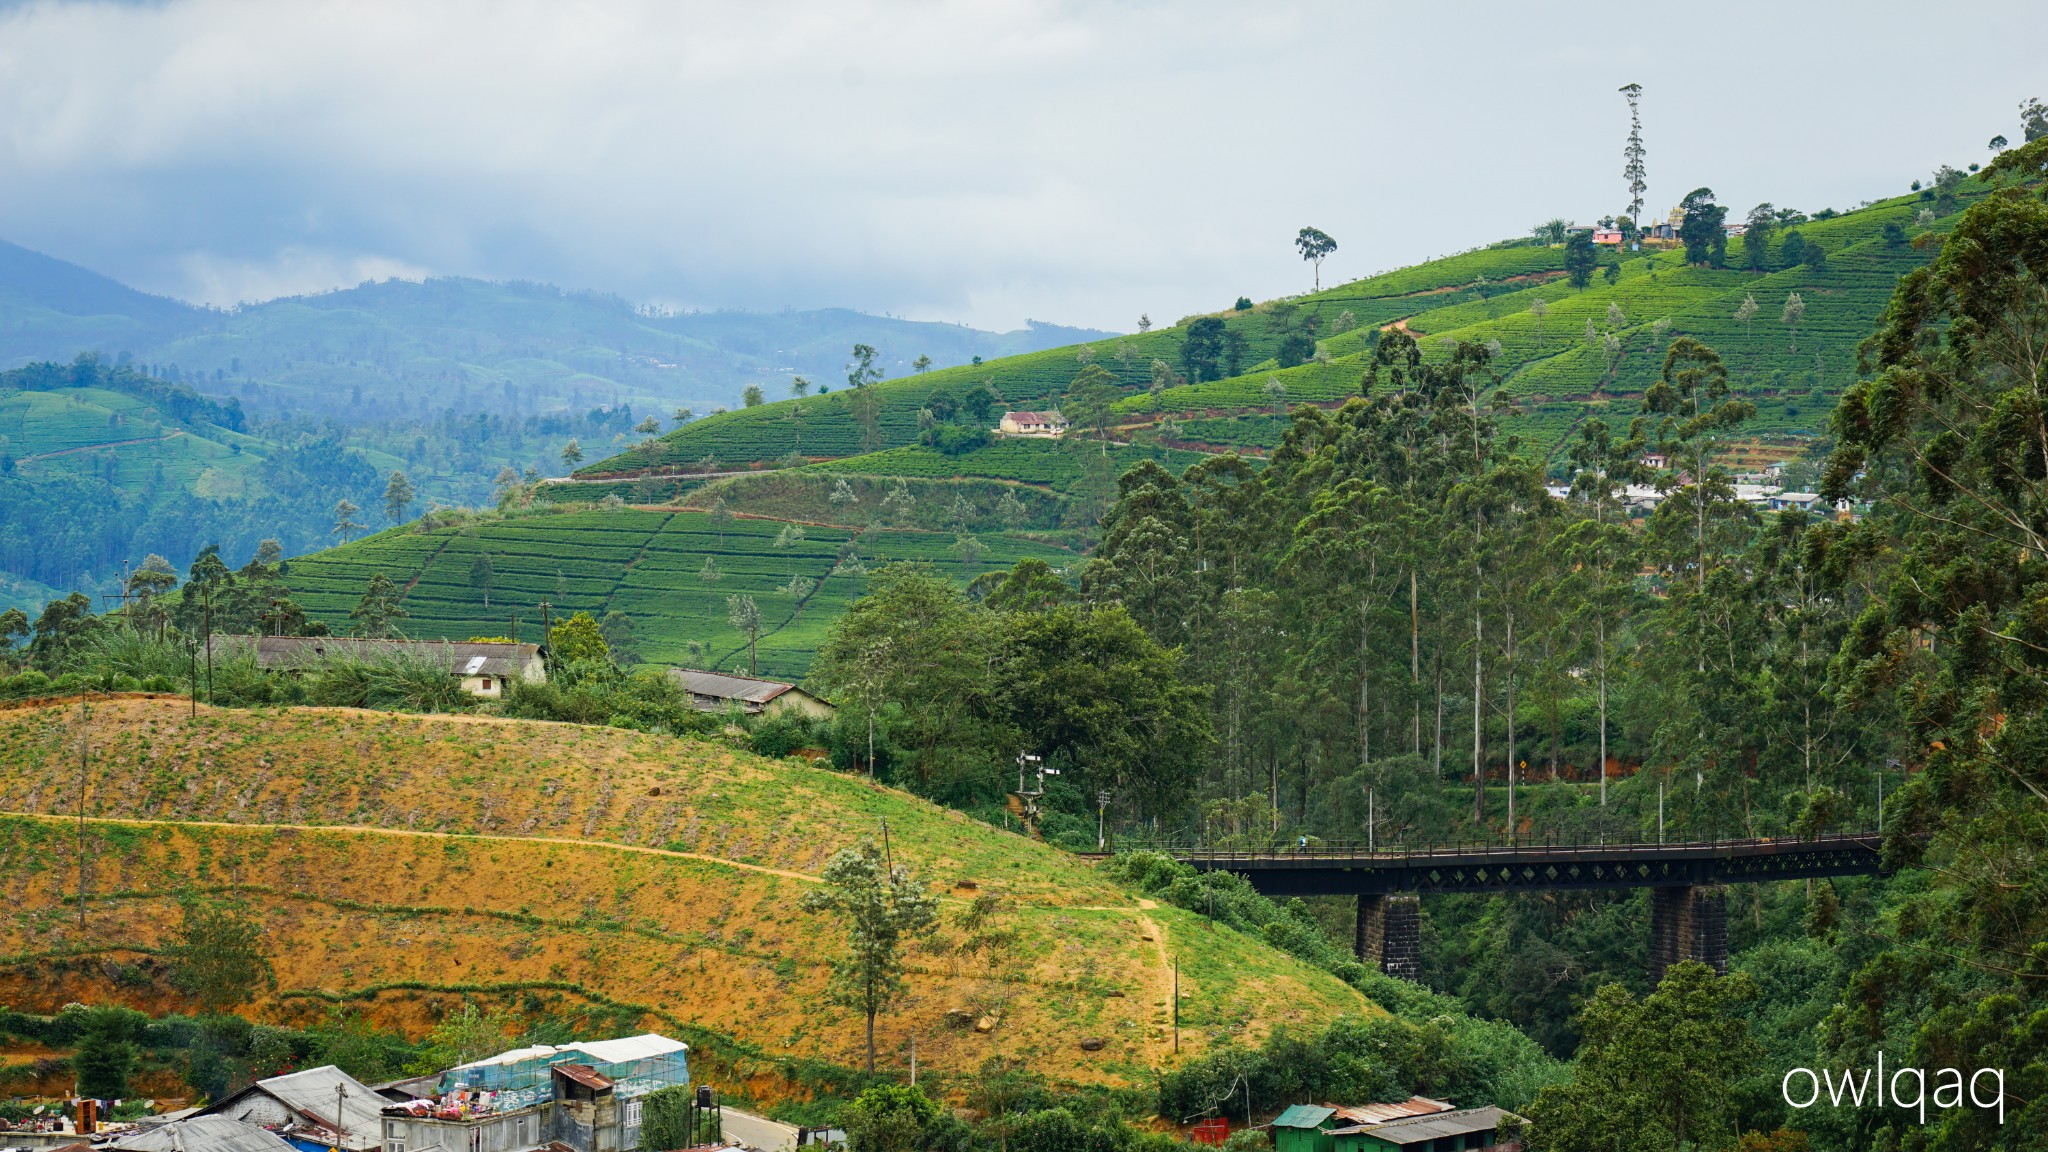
[0,0,2040,333]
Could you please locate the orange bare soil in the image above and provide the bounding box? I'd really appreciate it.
[0,697,1372,1090]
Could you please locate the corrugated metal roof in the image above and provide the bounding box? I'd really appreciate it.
[208,636,541,679]
[1271,1105,1336,1129]
[551,1064,614,1092]
[250,1066,388,1145]
[110,1115,298,1152]
[1328,1097,1451,1125]
[1347,1106,1507,1145]
[667,669,797,706]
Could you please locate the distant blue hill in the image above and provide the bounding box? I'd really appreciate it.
[0,241,1116,420]
[0,240,200,365]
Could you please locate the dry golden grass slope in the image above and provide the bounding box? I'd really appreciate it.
[0,697,1370,1090]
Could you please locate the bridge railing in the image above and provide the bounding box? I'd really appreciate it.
[1109,829,1883,861]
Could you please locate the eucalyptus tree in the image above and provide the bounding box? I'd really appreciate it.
[1619,83,1647,227]
[726,593,761,675]
[1285,478,1409,778]
[1743,203,1776,270]
[1781,292,1806,351]
[1644,337,1753,596]
[1559,447,1640,808]
[1295,226,1338,291]
[1064,364,1122,460]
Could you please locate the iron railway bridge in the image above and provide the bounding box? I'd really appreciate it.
[1154,833,1888,983]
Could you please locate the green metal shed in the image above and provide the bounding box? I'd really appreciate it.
[1270,1106,1340,1152]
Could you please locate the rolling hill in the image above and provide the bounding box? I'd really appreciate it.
[586,183,1984,483]
[0,241,1116,425]
[0,697,1373,1089]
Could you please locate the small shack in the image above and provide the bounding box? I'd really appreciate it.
[1271,1106,1340,1152]
[666,669,835,719]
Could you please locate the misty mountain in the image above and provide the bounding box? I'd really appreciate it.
[0,240,1117,421]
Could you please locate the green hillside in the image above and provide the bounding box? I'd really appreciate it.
[590,185,1980,481]
[0,359,426,613]
[280,506,1080,677]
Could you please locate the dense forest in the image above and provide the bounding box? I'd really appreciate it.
[799,142,2048,1147]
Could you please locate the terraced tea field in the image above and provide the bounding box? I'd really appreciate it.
[281,508,1079,677]
[580,238,1569,476]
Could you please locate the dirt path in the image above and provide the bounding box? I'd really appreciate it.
[1134,908,1178,1055]
[2,810,826,885]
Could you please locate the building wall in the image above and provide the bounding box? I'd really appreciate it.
[382,1108,545,1152]
[460,676,503,698]
[1275,1127,1333,1152]
[765,691,835,720]
[213,1098,297,1130]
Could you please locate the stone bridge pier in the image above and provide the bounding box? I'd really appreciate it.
[1649,884,1728,982]
[1354,885,1727,986]
[1354,894,1420,980]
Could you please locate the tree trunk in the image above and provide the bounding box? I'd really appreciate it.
[1598,614,1609,807]
[1505,605,1516,834]
[1411,569,1421,758]
[1433,659,1444,778]
[1359,590,1371,772]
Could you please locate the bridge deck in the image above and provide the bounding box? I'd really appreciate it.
[1160,834,1885,895]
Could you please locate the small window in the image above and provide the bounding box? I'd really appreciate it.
[481,677,494,690]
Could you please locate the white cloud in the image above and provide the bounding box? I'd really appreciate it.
[0,0,2039,329]
[177,248,432,309]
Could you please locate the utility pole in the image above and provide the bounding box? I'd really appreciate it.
[76,700,92,933]
[335,1081,349,1150]
[202,583,214,704]
[1172,956,1180,1055]
[1096,791,1109,851]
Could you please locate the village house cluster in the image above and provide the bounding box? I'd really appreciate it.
[1545,458,1850,521]
[0,1035,762,1152]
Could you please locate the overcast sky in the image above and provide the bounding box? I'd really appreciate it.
[0,0,2039,332]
